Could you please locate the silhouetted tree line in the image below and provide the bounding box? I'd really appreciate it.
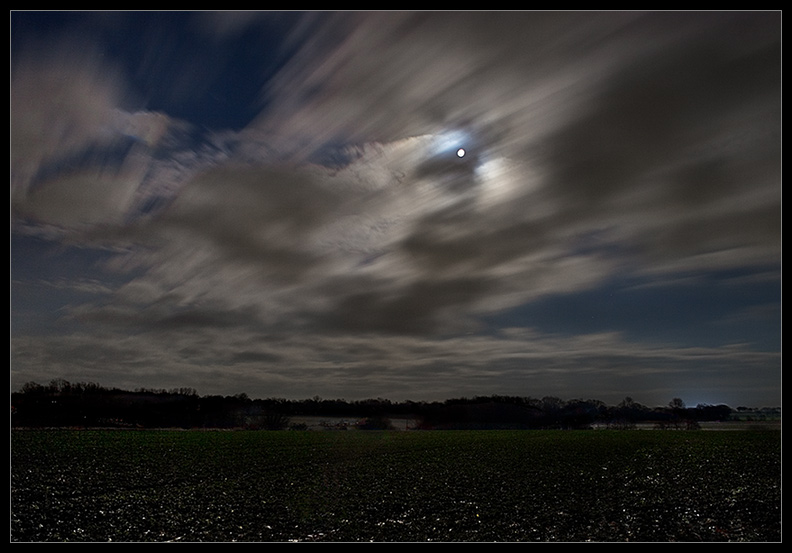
[11,380,738,430]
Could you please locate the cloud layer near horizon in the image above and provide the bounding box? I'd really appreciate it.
[11,12,780,406]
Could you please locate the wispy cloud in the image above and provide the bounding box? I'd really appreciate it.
[11,12,780,406]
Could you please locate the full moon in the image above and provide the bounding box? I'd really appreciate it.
[457,148,466,158]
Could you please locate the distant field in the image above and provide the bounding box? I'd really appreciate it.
[12,429,780,542]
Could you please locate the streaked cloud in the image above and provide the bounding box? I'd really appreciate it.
[11,11,780,407]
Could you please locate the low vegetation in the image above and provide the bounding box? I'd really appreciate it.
[12,429,780,542]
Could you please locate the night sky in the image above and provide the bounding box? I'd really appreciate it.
[11,11,781,407]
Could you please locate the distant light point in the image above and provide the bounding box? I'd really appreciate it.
[457,148,466,158]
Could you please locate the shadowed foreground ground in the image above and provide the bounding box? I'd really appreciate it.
[12,429,780,542]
